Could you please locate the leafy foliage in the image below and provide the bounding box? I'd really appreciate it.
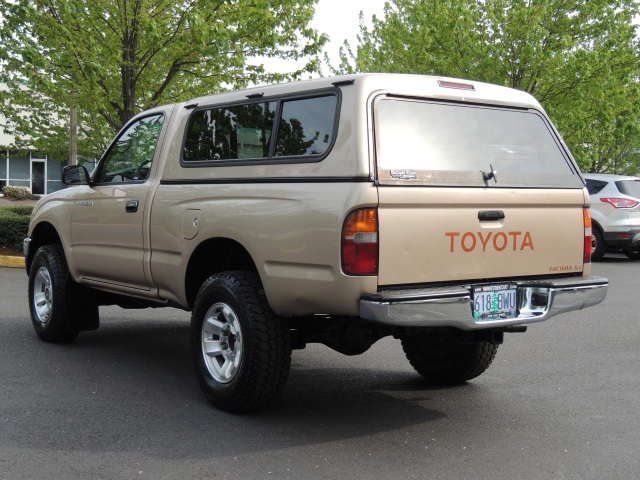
[334,0,640,174]
[0,0,326,161]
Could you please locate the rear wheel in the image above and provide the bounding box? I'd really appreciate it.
[591,227,606,261]
[190,271,291,413]
[401,332,498,384]
[28,245,79,342]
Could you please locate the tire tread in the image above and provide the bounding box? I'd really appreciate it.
[192,271,291,413]
[28,244,79,343]
[402,337,498,384]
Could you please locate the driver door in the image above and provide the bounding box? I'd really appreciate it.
[70,112,166,291]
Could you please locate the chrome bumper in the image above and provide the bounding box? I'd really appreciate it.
[360,276,608,330]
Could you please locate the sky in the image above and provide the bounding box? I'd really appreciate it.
[311,0,387,67]
[260,0,387,75]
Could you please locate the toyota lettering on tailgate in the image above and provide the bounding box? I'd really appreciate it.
[445,231,534,253]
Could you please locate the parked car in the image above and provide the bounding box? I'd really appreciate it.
[584,173,640,260]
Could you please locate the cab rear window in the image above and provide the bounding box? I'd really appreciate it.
[375,97,582,188]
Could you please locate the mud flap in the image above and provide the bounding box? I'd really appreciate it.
[66,276,100,332]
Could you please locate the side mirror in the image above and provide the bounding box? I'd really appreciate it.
[62,165,91,186]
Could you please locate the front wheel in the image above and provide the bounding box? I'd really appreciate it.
[28,245,79,342]
[401,332,498,384]
[190,271,291,413]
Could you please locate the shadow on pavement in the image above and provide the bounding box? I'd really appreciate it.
[1,314,476,460]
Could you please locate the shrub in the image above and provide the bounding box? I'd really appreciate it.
[0,206,33,250]
[1,185,39,200]
[3,205,34,216]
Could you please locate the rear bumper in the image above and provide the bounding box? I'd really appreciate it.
[602,229,640,247]
[360,276,608,330]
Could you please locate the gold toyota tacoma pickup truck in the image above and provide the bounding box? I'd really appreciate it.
[24,74,608,412]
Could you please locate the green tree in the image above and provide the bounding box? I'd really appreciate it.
[0,0,325,160]
[335,0,640,174]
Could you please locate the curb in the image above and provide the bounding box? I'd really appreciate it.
[0,255,25,268]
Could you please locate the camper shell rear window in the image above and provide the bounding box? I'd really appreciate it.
[375,96,583,188]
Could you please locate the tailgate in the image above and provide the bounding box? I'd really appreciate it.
[372,90,587,287]
[377,186,586,286]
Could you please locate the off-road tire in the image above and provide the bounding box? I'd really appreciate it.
[401,333,498,384]
[190,271,291,413]
[28,245,79,342]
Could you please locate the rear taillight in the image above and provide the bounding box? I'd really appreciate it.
[584,208,592,263]
[600,197,639,208]
[342,208,378,275]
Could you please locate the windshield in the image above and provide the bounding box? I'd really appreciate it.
[376,97,581,188]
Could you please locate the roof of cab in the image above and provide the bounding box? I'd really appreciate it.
[187,73,543,111]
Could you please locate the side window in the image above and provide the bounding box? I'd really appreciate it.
[96,114,164,183]
[183,102,275,162]
[276,95,337,157]
[586,179,607,195]
[182,92,339,164]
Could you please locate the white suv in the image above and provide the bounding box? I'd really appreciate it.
[584,173,640,260]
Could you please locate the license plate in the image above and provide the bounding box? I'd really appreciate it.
[473,284,517,321]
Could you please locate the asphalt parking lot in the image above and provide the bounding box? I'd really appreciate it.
[1,257,638,479]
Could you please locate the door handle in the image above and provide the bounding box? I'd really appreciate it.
[478,210,505,221]
[125,200,139,213]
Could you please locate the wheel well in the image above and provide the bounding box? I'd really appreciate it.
[26,222,62,272]
[591,220,605,244]
[185,238,258,308]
